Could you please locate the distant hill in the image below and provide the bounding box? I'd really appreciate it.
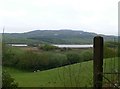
[3,30,117,44]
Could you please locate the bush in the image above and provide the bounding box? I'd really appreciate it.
[80,50,93,61]
[2,46,16,66]
[66,52,80,64]
[104,46,117,58]
[48,53,68,68]
[11,50,68,71]
[39,44,58,51]
[105,41,119,48]
[16,51,41,71]
[2,46,24,67]
[2,71,18,89]
[3,45,94,71]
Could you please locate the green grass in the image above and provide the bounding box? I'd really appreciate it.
[3,57,118,87]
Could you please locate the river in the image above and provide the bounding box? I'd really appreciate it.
[53,44,93,48]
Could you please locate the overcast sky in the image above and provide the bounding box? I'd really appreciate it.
[0,0,119,35]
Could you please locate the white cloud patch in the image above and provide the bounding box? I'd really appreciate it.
[0,0,119,35]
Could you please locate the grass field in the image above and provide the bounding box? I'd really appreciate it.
[4,57,118,87]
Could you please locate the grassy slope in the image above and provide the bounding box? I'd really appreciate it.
[4,58,118,87]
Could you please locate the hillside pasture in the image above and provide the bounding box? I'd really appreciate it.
[4,58,118,87]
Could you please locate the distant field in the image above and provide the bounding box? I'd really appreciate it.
[4,57,118,87]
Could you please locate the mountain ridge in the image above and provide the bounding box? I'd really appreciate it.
[3,30,117,44]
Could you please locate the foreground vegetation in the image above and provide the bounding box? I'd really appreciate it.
[3,60,94,87]
[3,42,118,71]
[2,41,119,87]
[4,58,118,87]
[3,45,93,71]
[2,70,18,89]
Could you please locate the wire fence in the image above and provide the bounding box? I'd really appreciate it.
[102,38,120,88]
[53,36,120,88]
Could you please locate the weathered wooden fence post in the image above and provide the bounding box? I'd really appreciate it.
[93,36,103,89]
